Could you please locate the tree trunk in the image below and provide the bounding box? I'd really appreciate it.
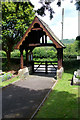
[6,51,11,64]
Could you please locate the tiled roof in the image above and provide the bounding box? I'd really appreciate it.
[15,16,66,49]
[37,16,65,48]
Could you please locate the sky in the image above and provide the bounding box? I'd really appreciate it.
[30,0,78,40]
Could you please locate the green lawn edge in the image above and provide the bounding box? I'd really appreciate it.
[35,70,80,119]
[0,76,20,87]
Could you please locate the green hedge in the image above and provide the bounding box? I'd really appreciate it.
[33,58,57,61]
[0,51,6,57]
[11,50,20,58]
[1,41,80,59]
[33,47,57,58]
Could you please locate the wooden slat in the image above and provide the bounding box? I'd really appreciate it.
[28,44,40,46]
[33,61,58,73]
[31,28,42,31]
[34,64,41,72]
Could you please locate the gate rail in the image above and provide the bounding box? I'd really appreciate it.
[31,61,58,73]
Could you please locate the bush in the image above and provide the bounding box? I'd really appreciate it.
[33,58,57,61]
[11,50,20,58]
[2,59,9,71]
[33,47,57,59]
[0,50,6,57]
[63,41,80,58]
[11,50,26,58]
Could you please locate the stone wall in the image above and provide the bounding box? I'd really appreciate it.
[57,67,64,80]
[18,67,29,79]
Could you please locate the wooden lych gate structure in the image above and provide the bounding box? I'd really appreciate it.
[15,16,65,72]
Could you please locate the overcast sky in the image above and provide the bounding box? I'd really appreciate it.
[30,0,78,40]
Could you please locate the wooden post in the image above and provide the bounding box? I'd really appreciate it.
[57,48,63,69]
[42,36,44,44]
[45,61,48,74]
[32,61,34,73]
[25,49,28,66]
[20,49,23,69]
[45,35,47,44]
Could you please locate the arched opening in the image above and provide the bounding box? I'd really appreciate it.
[32,46,57,75]
[33,23,40,28]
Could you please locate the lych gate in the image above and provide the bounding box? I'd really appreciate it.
[15,16,65,72]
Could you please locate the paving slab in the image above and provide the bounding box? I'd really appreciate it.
[2,73,56,119]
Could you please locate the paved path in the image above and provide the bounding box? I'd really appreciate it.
[2,73,56,119]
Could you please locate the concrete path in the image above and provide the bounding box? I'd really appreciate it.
[2,73,56,119]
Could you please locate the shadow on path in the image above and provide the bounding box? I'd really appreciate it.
[2,75,56,119]
[32,72,57,79]
[2,85,50,119]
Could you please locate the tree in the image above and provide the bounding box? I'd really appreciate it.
[76,36,80,55]
[63,40,79,58]
[2,2,35,63]
[35,0,80,19]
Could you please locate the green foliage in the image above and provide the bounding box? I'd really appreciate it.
[33,58,57,62]
[36,0,80,19]
[2,58,20,71]
[62,39,75,45]
[63,59,80,71]
[33,47,57,59]
[76,39,80,54]
[2,2,35,61]
[11,50,20,58]
[10,47,57,60]
[35,60,80,119]
[2,60,9,71]
[1,40,79,61]
[63,41,79,58]
[0,50,6,57]
[0,75,19,87]
[0,72,12,82]
[11,50,26,58]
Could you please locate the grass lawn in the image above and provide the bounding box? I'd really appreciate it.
[35,60,80,119]
[0,76,20,87]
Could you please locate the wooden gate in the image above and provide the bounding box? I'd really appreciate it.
[32,61,57,74]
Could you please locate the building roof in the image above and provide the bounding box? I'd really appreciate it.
[15,16,66,49]
[38,17,65,48]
